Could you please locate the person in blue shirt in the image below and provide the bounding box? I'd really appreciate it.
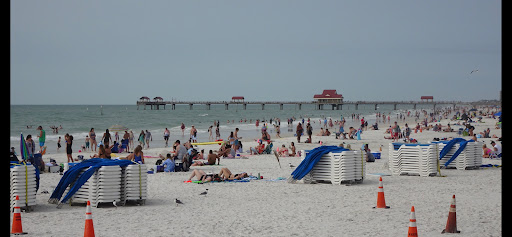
[161,153,175,172]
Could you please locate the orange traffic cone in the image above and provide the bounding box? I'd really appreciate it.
[373,176,390,208]
[408,206,418,237]
[84,201,95,237]
[11,195,27,235]
[442,195,460,233]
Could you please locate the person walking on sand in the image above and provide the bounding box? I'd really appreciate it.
[89,128,97,152]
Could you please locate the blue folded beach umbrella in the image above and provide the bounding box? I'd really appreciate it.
[20,133,29,162]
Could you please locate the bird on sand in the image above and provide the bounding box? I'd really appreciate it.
[175,198,184,207]
[199,189,208,197]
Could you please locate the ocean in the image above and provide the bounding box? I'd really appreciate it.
[10,103,436,155]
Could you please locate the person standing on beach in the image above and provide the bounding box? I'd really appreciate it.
[89,128,97,152]
[215,124,221,140]
[181,123,185,136]
[392,121,400,142]
[102,129,112,148]
[306,123,313,142]
[129,130,134,148]
[138,130,145,148]
[208,126,214,141]
[57,136,62,152]
[25,134,35,162]
[296,122,303,143]
[37,126,46,153]
[65,133,73,163]
[164,128,170,147]
[190,126,197,143]
[145,130,152,148]
[85,135,90,151]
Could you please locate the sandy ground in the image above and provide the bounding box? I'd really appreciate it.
[11,115,502,236]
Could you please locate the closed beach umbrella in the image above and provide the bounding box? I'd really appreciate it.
[109,124,129,132]
[20,133,29,162]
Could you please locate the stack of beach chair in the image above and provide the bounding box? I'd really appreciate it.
[388,143,438,177]
[121,164,148,205]
[435,141,482,170]
[301,150,365,185]
[69,166,122,207]
[10,164,37,211]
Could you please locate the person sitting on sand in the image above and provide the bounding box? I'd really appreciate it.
[490,141,502,157]
[482,144,494,158]
[363,144,375,162]
[122,145,144,164]
[316,128,325,136]
[443,124,453,132]
[250,140,265,155]
[348,127,357,139]
[192,150,220,166]
[261,130,271,142]
[218,167,248,180]
[91,145,107,158]
[289,142,296,156]
[277,144,289,157]
[217,144,232,157]
[160,153,175,172]
[325,129,331,136]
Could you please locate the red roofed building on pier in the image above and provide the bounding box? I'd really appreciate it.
[313,90,343,104]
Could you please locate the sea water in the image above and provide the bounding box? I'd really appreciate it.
[10,103,436,155]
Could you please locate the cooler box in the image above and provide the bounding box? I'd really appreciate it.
[371,152,381,159]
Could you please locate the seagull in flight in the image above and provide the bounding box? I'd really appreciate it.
[199,189,208,197]
[470,69,479,74]
[175,198,184,207]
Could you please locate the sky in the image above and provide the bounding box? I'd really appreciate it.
[11,0,501,105]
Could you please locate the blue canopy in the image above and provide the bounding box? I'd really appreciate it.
[290,146,348,180]
[49,158,135,205]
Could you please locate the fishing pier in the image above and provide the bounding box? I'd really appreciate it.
[137,91,499,111]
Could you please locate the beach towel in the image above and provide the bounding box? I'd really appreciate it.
[290,146,348,180]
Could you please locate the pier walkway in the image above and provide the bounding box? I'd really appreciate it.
[136,99,500,111]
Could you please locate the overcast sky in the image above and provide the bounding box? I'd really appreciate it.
[11,0,501,105]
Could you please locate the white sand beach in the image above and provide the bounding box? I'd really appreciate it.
[11,115,501,236]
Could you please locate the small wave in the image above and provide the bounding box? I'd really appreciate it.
[198,114,209,117]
